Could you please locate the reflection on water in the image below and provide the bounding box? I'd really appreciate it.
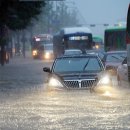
[0,83,130,129]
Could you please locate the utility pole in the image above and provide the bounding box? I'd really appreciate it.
[126,4,130,83]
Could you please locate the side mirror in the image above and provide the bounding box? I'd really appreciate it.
[43,67,51,73]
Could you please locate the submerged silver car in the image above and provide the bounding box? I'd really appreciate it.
[117,57,130,87]
[43,54,107,90]
[102,51,126,75]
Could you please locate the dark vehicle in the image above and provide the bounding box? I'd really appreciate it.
[43,54,106,90]
[102,51,127,75]
[64,49,82,55]
[31,34,53,59]
[92,36,104,50]
[53,27,93,58]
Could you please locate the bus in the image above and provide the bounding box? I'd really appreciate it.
[31,34,53,59]
[53,27,93,58]
[92,36,104,50]
[104,26,126,51]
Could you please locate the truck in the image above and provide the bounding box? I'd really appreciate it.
[92,36,104,50]
[31,34,53,60]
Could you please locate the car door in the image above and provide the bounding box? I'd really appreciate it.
[121,64,128,81]
[120,58,128,82]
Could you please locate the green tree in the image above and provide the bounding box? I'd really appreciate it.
[51,1,79,32]
[32,1,79,34]
[0,0,46,65]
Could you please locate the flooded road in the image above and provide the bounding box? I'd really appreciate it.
[0,57,130,130]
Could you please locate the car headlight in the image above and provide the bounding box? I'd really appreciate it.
[103,90,112,97]
[32,50,38,56]
[48,77,63,88]
[98,75,111,85]
[95,45,99,49]
[44,52,50,59]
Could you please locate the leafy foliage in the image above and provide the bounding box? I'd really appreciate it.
[33,1,79,34]
[0,0,46,30]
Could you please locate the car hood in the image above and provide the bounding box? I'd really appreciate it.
[52,72,100,80]
[105,62,121,68]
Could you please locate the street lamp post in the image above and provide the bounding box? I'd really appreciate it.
[126,4,130,83]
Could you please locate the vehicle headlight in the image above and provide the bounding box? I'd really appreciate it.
[32,50,38,56]
[98,75,111,85]
[95,45,99,49]
[44,52,50,59]
[48,77,63,88]
[103,90,112,97]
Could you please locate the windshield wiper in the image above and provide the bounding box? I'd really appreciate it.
[83,59,90,71]
[120,56,126,59]
[111,56,120,60]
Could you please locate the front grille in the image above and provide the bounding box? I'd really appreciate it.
[63,79,96,89]
[64,81,79,88]
[81,80,96,88]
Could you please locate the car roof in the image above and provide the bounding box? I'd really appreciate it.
[57,54,99,59]
[106,50,127,54]
[65,49,82,52]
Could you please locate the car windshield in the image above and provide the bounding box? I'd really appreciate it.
[53,57,103,73]
[64,50,82,55]
[39,40,52,45]
[44,44,53,50]
[106,53,126,62]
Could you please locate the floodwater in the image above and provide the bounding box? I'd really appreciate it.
[0,57,130,130]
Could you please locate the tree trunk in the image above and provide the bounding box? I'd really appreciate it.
[9,30,13,58]
[0,25,7,66]
[22,30,26,58]
[0,45,5,66]
[23,41,25,58]
[16,30,20,56]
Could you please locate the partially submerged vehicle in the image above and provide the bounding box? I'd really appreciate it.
[42,54,114,91]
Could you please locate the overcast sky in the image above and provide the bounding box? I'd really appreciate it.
[67,0,130,36]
